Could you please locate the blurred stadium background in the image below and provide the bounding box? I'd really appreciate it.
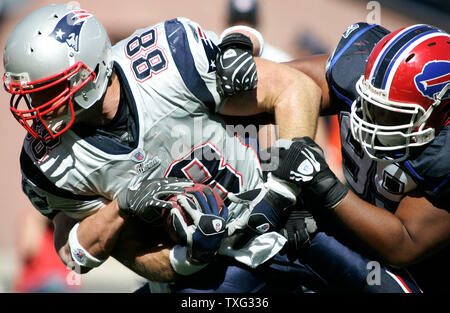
[0,0,448,292]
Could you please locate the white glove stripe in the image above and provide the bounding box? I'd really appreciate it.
[250,69,257,82]
[265,173,300,202]
[177,196,201,224]
[231,55,253,83]
[241,62,256,87]
[301,148,321,172]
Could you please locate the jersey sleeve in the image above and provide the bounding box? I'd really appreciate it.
[20,148,108,220]
[325,22,390,111]
[164,17,224,113]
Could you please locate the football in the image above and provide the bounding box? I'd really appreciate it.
[161,183,225,243]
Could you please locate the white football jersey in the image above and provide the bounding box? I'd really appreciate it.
[20,17,263,221]
[20,18,286,269]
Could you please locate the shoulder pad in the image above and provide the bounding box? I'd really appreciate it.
[326,23,390,110]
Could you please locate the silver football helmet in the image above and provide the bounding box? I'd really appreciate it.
[3,3,113,140]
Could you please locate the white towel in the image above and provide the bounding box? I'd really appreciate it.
[219,231,287,268]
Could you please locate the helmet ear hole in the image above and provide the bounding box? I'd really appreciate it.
[93,63,100,82]
[405,53,415,63]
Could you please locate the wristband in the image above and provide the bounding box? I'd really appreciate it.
[219,25,264,56]
[68,222,106,268]
[169,245,208,276]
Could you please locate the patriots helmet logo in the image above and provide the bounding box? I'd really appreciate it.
[49,10,93,52]
[414,60,450,101]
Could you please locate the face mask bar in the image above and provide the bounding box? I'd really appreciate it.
[3,62,95,141]
[350,76,437,163]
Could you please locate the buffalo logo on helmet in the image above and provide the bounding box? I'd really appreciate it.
[49,10,93,52]
[414,60,450,101]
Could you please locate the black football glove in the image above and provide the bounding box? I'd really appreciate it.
[226,174,298,249]
[117,174,193,223]
[272,137,348,210]
[280,207,318,261]
[216,33,258,97]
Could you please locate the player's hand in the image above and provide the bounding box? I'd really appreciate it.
[280,207,318,261]
[216,33,258,97]
[226,173,298,241]
[172,186,228,264]
[272,137,348,209]
[117,174,194,223]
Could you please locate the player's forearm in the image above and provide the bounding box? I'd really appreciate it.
[333,192,419,266]
[121,246,178,282]
[76,199,128,260]
[218,57,321,140]
[254,58,322,140]
[110,225,179,282]
[52,200,128,273]
[274,73,321,140]
[285,55,335,115]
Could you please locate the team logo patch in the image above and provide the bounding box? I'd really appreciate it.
[197,27,219,73]
[256,223,270,233]
[74,249,86,263]
[289,148,321,182]
[343,23,359,38]
[131,148,146,163]
[212,219,223,232]
[49,10,93,52]
[414,60,450,100]
[223,49,237,59]
[298,159,314,176]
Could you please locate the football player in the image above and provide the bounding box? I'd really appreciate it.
[3,4,426,293]
[270,22,449,292]
[188,20,430,293]
[3,3,321,288]
[154,25,429,293]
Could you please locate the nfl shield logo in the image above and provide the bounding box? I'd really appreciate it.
[131,148,146,163]
[212,219,223,232]
[298,159,314,175]
[74,249,86,263]
[256,223,270,233]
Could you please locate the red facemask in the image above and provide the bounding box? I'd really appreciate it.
[4,61,95,141]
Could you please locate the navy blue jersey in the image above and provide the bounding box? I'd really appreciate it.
[325,23,389,111]
[326,22,450,212]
